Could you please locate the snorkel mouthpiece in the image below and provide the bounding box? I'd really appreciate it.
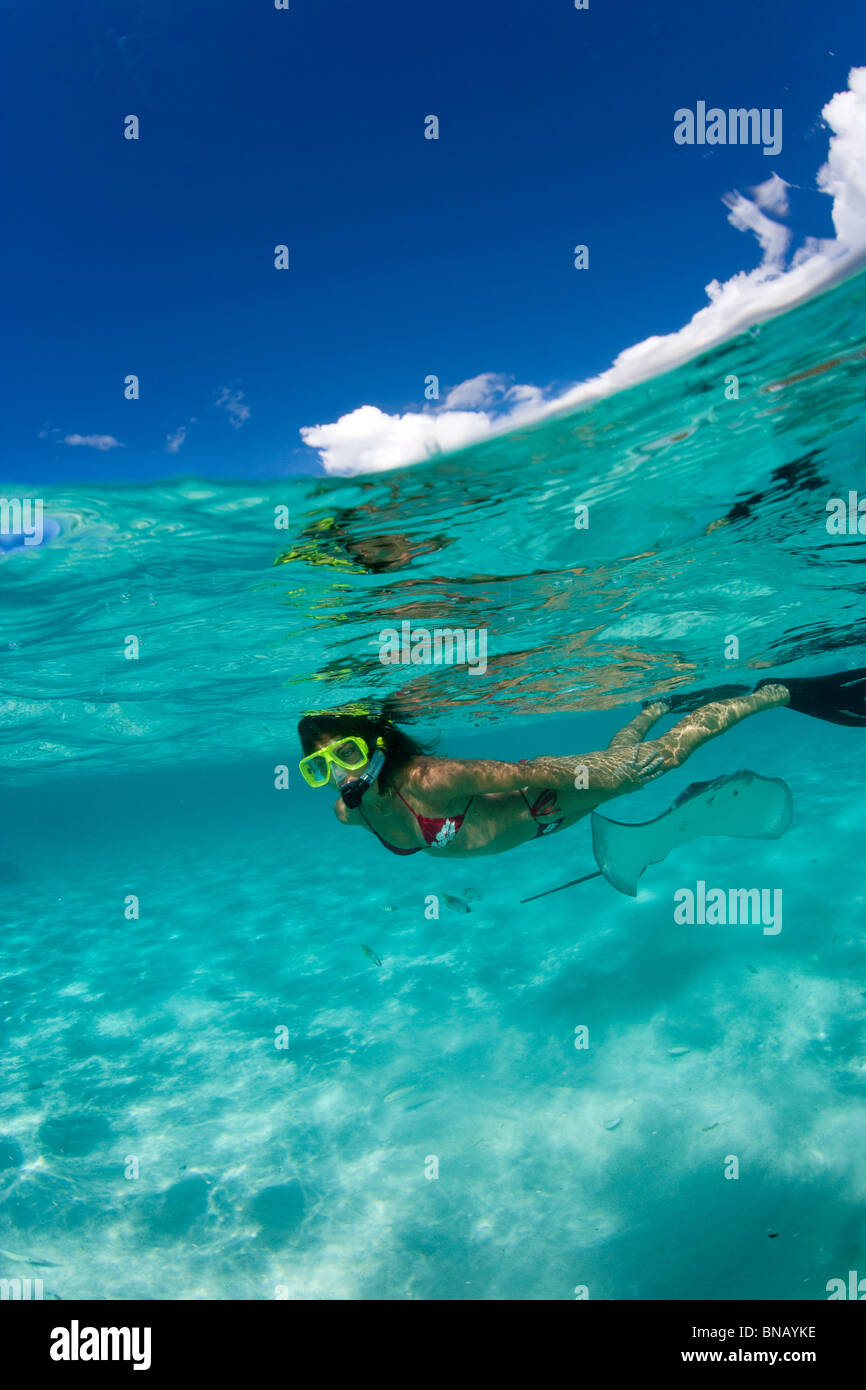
[340,745,385,809]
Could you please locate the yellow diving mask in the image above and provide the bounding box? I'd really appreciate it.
[298,735,385,795]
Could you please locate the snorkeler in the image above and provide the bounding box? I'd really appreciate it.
[297,668,866,859]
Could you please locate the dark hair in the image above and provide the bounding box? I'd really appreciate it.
[297,702,437,792]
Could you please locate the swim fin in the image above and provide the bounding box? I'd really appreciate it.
[755,667,866,727]
[649,666,866,727]
[590,768,793,897]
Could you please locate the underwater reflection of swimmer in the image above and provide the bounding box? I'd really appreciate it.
[296,670,866,861]
[275,515,451,574]
[342,532,450,573]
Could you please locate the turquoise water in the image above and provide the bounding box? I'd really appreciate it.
[2,268,866,1300]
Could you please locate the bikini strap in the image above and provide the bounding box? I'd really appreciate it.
[395,784,474,820]
[392,784,421,820]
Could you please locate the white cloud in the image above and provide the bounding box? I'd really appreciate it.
[215,387,250,429]
[818,68,866,246]
[301,377,550,476]
[721,188,791,266]
[299,66,866,477]
[165,426,187,454]
[748,172,790,218]
[443,372,504,409]
[300,404,496,478]
[63,434,124,450]
[299,374,553,477]
[506,382,547,408]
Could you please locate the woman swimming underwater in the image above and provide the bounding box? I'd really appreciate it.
[297,668,866,859]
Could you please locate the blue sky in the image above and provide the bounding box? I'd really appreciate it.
[4,0,864,483]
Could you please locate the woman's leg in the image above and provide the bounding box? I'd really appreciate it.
[605,700,669,754]
[637,684,789,771]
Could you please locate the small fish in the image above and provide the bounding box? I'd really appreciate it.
[442,893,471,914]
[361,944,382,966]
[0,1247,61,1267]
[384,1085,416,1104]
[668,1046,690,1056]
[604,1117,622,1130]
[702,1122,720,1132]
[747,964,758,975]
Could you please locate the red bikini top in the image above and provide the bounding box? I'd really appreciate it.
[360,785,474,855]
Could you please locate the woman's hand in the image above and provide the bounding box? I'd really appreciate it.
[614,743,670,792]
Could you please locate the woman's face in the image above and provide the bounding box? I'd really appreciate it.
[311,732,370,787]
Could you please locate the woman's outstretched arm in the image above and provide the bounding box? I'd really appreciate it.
[407,687,789,802]
[409,745,666,799]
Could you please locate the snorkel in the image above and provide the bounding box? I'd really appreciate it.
[336,738,386,809]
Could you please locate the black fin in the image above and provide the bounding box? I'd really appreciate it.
[757,667,866,727]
